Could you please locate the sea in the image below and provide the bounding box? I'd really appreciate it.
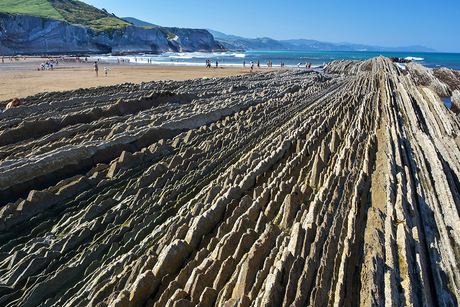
[93,50,460,71]
[92,50,460,108]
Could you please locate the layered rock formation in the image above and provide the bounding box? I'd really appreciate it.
[325,59,460,101]
[405,62,452,97]
[452,89,460,114]
[1,56,460,307]
[0,14,225,55]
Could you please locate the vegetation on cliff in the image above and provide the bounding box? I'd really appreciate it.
[0,0,130,29]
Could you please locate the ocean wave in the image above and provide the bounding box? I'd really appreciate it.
[405,57,424,61]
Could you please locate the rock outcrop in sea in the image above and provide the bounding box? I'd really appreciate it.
[0,14,225,55]
[1,56,460,306]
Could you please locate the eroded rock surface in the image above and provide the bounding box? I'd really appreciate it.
[452,89,460,114]
[1,57,460,307]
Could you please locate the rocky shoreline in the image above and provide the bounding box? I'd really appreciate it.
[1,56,460,306]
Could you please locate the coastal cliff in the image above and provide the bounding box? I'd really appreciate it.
[0,14,225,55]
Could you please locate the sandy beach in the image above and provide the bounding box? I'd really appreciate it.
[0,57,277,102]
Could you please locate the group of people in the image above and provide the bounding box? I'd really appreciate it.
[297,62,312,69]
[0,98,21,113]
[1,55,24,64]
[93,61,109,77]
[242,60,256,73]
[38,59,58,71]
[117,58,131,64]
[243,60,312,71]
[205,59,220,68]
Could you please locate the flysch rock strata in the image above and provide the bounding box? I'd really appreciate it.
[1,56,460,307]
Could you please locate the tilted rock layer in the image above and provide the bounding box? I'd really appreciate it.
[1,56,460,307]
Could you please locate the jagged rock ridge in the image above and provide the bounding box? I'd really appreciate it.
[0,57,460,306]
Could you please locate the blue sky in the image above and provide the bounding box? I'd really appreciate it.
[83,0,460,52]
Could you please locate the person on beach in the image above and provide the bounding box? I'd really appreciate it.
[243,60,245,67]
[94,61,98,77]
[257,60,260,68]
[216,60,218,68]
[305,62,308,69]
[4,98,21,111]
[104,67,108,77]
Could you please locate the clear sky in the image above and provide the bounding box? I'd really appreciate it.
[82,0,460,53]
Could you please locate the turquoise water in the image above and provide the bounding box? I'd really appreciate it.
[93,50,460,70]
[244,51,460,70]
[441,97,452,108]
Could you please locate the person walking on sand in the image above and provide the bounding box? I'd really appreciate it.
[93,61,98,77]
[104,67,108,77]
[257,60,260,68]
[243,60,245,67]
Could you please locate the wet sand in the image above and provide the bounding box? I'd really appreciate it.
[0,57,276,102]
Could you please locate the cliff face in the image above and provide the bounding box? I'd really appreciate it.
[0,14,225,55]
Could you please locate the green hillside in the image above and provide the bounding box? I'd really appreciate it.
[0,0,130,28]
[217,37,287,51]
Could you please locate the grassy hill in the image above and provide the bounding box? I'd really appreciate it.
[0,0,130,28]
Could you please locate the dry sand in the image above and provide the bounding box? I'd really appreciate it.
[0,57,277,102]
